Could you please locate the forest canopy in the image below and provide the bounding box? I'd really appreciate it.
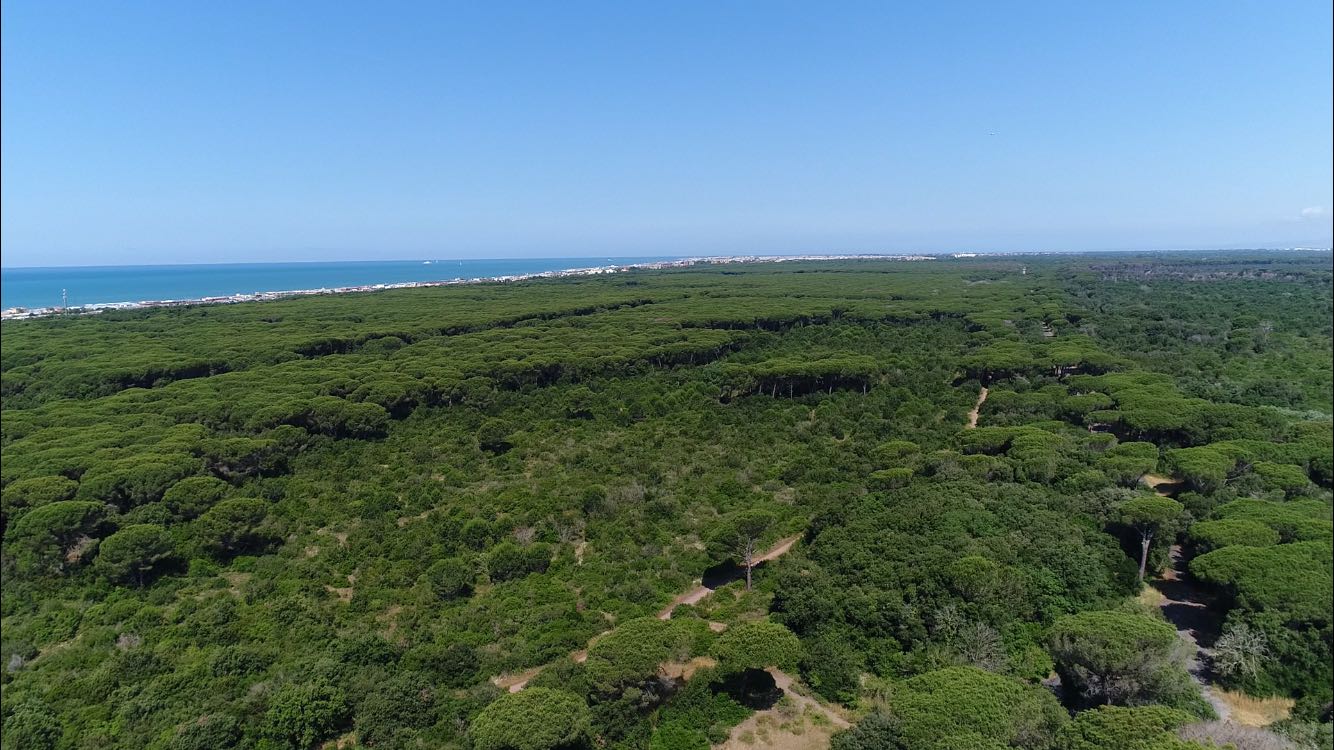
[2,252,1331,750]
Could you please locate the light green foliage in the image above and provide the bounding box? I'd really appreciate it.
[1164,447,1234,493]
[1119,497,1185,532]
[649,722,710,750]
[469,688,591,750]
[1190,540,1334,623]
[1212,499,1333,542]
[1097,442,1159,487]
[1251,461,1312,495]
[875,440,921,462]
[1054,705,1198,750]
[870,467,914,488]
[1048,611,1201,710]
[1,475,78,518]
[584,617,676,691]
[1118,496,1184,580]
[890,666,1067,748]
[710,621,802,673]
[1188,519,1280,552]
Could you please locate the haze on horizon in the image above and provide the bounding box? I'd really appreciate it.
[2,1,1331,268]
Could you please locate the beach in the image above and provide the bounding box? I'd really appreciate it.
[0,254,934,320]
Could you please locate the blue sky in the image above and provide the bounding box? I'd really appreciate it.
[2,1,1331,266]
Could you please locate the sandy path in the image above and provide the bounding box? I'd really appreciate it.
[491,664,546,693]
[1137,473,1230,720]
[1154,545,1230,722]
[769,669,850,729]
[1142,473,1184,496]
[658,535,802,620]
[493,534,803,691]
[718,668,850,750]
[966,386,989,429]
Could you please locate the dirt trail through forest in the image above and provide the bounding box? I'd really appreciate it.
[966,386,988,429]
[657,534,802,620]
[492,534,803,692]
[1153,545,1231,722]
[718,668,851,750]
[1142,473,1184,495]
[1141,473,1231,722]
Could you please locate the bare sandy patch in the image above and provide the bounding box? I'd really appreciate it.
[659,656,717,681]
[719,668,851,750]
[491,665,545,693]
[966,387,989,429]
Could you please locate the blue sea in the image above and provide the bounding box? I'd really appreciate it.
[0,258,682,311]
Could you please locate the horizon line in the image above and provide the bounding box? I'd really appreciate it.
[3,245,1331,271]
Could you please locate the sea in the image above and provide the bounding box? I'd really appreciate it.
[0,257,682,311]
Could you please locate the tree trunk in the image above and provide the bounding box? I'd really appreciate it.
[743,541,755,590]
[1138,531,1152,581]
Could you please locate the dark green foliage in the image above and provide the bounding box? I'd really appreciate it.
[260,681,350,749]
[830,712,902,750]
[161,472,232,520]
[706,509,778,589]
[402,642,478,686]
[194,497,272,558]
[800,628,865,704]
[653,668,750,743]
[354,672,436,747]
[0,702,63,750]
[4,499,108,574]
[424,556,474,599]
[164,714,243,750]
[487,541,551,582]
[95,524,177,586]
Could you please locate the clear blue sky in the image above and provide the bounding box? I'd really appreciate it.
[2,1,1331,266]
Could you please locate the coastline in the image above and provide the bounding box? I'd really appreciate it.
[0,254,933,321]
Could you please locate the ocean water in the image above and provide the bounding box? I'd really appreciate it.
[0,258,681,311]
